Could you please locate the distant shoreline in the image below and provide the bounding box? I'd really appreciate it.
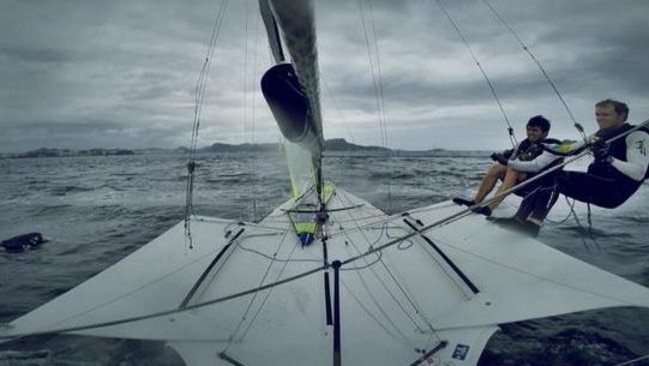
[1,139,489,159]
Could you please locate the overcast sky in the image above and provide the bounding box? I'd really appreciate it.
[2,0,648,153]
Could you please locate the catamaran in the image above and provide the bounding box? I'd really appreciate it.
[2,1,649,365]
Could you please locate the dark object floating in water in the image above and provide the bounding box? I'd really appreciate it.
[1,233,49,253]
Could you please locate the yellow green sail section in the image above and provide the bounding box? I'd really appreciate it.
[288,181,336,246]
[284,142,316,199]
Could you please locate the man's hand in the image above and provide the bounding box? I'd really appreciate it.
[589,137,611,163]
[490,152,509,166]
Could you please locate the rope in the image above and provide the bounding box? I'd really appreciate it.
[481,0,586,140]
[434,0,518,149]
[0,264,326,341]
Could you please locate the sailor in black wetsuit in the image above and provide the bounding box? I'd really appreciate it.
[497,99,649,234]
[453,115,562,216]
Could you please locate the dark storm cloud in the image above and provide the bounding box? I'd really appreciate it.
[1,0,648,153]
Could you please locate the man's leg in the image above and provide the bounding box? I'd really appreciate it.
[453,163,506,207]
[556,171,623,208]
[526,186,560,225]
[474,163,507,203]
[488,172,560,236]
[515,173,560,224]
[519,171,625,223]
[486,167,521,211]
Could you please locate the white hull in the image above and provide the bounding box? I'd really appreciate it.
[4,187,649,365]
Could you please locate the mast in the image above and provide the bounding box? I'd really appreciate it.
[259,0,325,202]
[258,0,285,63]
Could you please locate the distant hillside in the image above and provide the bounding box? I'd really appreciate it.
[4,148,137,159]
[197,142,278,153]
[324,138,390,151]
[2,139,488,159]
[184,138,392,153]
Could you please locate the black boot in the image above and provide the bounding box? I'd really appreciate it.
[452,197,476,207]
[471,206,492,217]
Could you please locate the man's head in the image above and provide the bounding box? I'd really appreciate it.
[596,99,628,130]
[526,115,550,142]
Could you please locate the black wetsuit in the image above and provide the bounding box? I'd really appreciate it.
[515,123,648,221]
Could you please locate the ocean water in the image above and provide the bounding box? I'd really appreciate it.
[1,151,648,366]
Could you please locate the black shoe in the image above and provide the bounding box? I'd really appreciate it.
[452,197,476,207]
[471,205,492,217]
[488,216,540,237]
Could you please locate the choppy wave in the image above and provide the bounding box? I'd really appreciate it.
[1,152,648,365]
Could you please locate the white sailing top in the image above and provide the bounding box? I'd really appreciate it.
[507,130,649,182]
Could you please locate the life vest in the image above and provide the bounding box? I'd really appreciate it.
[508,138,563,197]
[519,138,565,188]
[508,138,560,162]
[592,123,649,183]
[535,138,565,172]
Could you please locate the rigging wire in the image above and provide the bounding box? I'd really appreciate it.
[244,0,265,221]
[540,193,601,253]
[236,241,321,264]
[338,215,417,341]
[237,236,301,341]
[340,249,383,271]
[185,0,231,248]
[336,191,439,337]
[481,0,587,140]
[433,0,518,149]
[7,226,238,335]
[358,0,395,212]
[359,0,389,149]
[243,0,256,220]
[339,280,409,345]
[224,226,293,350]
[322,80,357,145]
